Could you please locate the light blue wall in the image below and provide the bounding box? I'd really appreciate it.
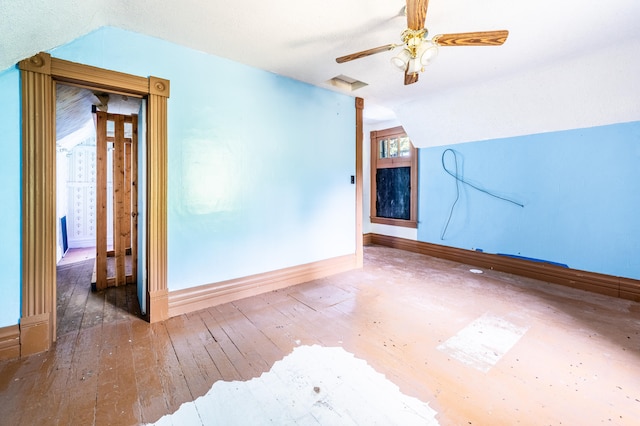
[50,27,357,290]
[0,67,22,327]
[0,26,356,327]
[418,121,640,280]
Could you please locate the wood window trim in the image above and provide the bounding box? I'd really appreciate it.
[18,52,169,356]
[370,126,418,228]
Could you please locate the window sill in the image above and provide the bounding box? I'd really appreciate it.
[370,217,417,229]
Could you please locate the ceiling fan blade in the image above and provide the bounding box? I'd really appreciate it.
[335,44,397,64]
[404,70,419,85]
[433,30,509,47]
[406,0,429,30]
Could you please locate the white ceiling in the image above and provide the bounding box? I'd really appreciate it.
[2,0,640,145]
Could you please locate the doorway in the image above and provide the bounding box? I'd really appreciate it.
[55,85,145,333]
[19,52,170,356]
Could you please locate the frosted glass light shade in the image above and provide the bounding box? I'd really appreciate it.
[391,49,412,71]
[418,41,439,66]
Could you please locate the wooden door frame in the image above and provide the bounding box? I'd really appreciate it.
[18,52,169,356]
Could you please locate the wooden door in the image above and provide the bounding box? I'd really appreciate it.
[94,112,138,290]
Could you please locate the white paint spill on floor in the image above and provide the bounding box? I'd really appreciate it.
[150,345,439,425]
[437,313,528,373]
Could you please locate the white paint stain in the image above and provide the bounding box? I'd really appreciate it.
[150,345,439,425]
[437,313,529,373]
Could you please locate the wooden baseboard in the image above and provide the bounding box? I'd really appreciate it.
[149,289,169,323]
[366,233,640,302]
[619,276,640,302]
[168,254,358,317]
[19,312,51,357]
[0,325,20,360]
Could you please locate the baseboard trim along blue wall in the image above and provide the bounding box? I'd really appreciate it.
[368,233,640,302]
[418,121,640,281]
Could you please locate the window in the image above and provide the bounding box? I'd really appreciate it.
[370,126,417,228]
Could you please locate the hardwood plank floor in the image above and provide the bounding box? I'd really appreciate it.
[1,246,639,425]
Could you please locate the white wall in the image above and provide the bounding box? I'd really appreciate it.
[55,150,69,262]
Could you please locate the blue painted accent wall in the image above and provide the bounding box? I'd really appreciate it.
[0,67,22,327]
[418,121,640,280]
[0,26,356,327]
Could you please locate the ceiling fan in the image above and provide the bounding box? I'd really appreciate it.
[335,0,509,85]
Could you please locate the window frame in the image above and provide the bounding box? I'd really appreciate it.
[370,126,418,228]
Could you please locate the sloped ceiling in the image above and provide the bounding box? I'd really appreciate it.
[2,0,640,146]
[55,85,141,149]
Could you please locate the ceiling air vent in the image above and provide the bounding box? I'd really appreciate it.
[327,75,368,92]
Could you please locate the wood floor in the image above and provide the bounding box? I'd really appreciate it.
[1,245,639,425]
[57,257,140,337]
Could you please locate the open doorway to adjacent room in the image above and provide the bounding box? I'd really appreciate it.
[55,84,145,336]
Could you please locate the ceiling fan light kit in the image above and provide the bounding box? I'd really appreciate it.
[391,29,439,74]
[335,0,509,85]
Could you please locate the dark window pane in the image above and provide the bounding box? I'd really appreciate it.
[376,167,410,220]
